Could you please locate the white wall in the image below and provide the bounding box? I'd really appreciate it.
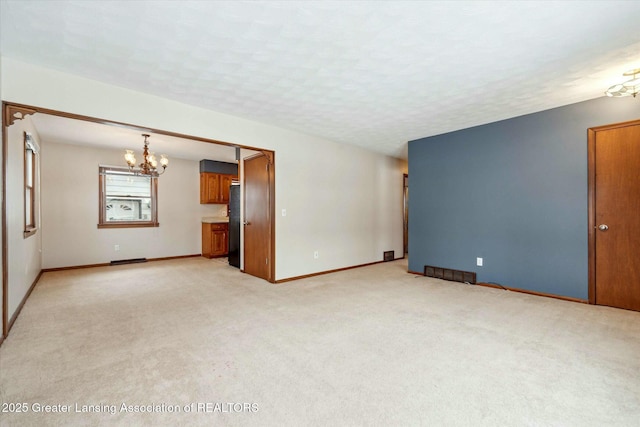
[2,58,405,280]
[277,141,405,276]
[5,116,42,320]
[41,141,223,268]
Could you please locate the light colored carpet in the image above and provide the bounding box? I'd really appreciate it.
[1,258,639,426]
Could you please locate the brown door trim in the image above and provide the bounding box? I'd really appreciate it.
[3,101,269,152]
[403,173,408,257]
[1,102,10,337]
[1,101,277,340]
[587,118,640,305]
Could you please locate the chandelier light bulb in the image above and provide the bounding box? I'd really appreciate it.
[124,150,136,166]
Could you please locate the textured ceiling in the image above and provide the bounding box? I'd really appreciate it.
[2,1,640,159]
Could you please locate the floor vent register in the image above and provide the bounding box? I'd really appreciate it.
[423,265,476,284]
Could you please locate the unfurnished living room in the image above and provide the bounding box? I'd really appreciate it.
[0,1,639,426]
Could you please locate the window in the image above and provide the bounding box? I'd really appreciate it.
[98,166,158,228]
[24,132,37,238]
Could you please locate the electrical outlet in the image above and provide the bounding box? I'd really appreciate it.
[115,244,120,252]
[314,251,319,259]
[476,257,483,267]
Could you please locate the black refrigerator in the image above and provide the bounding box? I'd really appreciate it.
[228,184,241,268]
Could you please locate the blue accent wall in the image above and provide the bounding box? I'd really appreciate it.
[408,97,639,299]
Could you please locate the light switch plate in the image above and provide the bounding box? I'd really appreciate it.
[282,209,286,217]
[476,257,483,267]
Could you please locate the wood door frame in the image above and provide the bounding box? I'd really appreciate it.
[1,101,277,340]
[587,118,640,305]
[242,151,276,283]
[403,173,408,257]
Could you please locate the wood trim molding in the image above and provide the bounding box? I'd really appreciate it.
[269,153,276,283]
[587,118,640,133]
[403,173,409,257]
[23,228,37,238]
[408,269,588,304]
[7,270,44,334]
[275,258,404,283]
[244,152,267,161]
[42,254,201,272]
[42,263,110,272]
[261,150,274,165]
[2,102,10,336]
[587,128,596,305]
[1,101,269,152]
[147,254,201,263]
[97,223,160,229]
[476,282,588,304]
[4,105,37,127]
[98,165,159,228]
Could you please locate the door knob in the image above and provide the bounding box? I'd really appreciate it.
[598,224,609,231]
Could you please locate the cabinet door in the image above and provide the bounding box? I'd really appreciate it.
[211,230,226,256]
[220,174,233,204]
[200,174,207,204]
[202,223,212,257]
[207,173,221,203]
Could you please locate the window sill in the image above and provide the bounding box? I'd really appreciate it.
[97,222,160,229]
[23,228,37,238]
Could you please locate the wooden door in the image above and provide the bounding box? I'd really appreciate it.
[244,153,273,281]
[589,120,640,311]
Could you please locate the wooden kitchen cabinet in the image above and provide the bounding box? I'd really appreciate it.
[200,172,236,204]
[201,173,219,204]
[219,174,233,203]
[202,222,229,258]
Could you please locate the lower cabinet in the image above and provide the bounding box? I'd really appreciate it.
[202,222,228,258]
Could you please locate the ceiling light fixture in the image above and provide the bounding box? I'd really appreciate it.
[605,68,640,98]
[124,134,169,176]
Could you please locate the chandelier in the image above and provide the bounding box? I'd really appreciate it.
[124,134,169,176]
[605,68,640,98]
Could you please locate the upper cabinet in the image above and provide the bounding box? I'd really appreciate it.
[220,174,233,203]
[200,172,236,204]
[199,159,239,204]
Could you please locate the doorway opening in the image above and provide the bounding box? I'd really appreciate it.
[1,102,277,339]
[403,173,408,257]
